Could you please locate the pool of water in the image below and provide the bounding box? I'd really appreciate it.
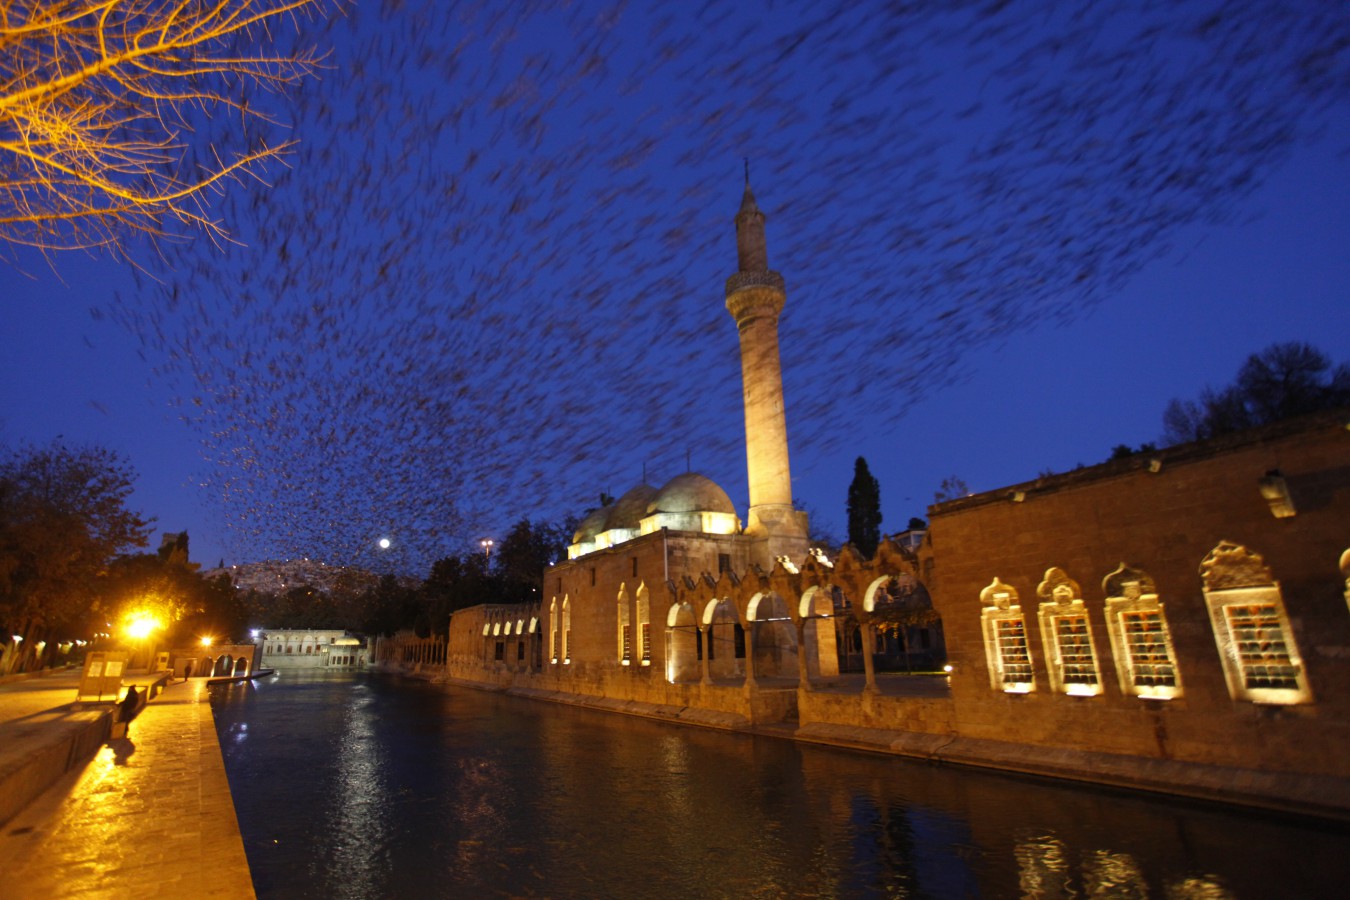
[210,671,1348,898]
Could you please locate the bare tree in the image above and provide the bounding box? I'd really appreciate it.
[1162,342,1350,444]
[0,0,327,259]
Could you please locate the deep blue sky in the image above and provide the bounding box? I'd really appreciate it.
[2,2,1347,573]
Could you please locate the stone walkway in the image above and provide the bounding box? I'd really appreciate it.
[0,678,255,899]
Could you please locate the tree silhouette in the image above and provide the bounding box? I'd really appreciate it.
[847,456,882,559]
[1162,342,1349,444]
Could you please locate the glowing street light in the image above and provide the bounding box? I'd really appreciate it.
[126,616,160,640]
[481,538,494,559]
[200,636,215,648]
[124,613,162,670]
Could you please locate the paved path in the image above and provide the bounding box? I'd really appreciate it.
[0,678,255,899]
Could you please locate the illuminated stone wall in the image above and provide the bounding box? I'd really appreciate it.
[923,410,1350,780]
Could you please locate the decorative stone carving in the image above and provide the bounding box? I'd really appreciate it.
[979,577,1019,610]
[1102,563,1156,600]
[1199,541,1273,590]
[1036,567,1081,604]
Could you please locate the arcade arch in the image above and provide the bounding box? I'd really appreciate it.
[665,602,699,683]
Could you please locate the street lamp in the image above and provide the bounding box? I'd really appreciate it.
[481,538,494,560]
[125,614,161,671]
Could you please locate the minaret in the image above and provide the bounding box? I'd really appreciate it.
[725,170,809,569]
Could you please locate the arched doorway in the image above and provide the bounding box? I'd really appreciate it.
[748,592,797,678]
[799,586,840,680]
[702,599,744,681]
[665,603,699,683]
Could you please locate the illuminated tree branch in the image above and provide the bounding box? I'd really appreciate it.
[0,0,327,259]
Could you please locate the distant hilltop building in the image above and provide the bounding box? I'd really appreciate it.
[436,180,1350,819]
[204,558,380,596]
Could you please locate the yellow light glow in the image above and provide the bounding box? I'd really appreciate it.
[200,636,215,647]
[126,616,161,640]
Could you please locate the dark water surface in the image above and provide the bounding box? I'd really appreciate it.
[210,671,1347,898]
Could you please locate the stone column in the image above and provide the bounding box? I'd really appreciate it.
[700,627,712,685]
[861,622,878,694]
[744,621,758,687]
[796,619,812,692]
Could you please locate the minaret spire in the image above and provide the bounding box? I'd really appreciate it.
[725,176,809,569]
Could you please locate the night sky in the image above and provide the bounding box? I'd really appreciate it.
[2,1,1347,574]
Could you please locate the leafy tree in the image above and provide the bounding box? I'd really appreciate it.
[0,442,149,668]
[1,0,327,257]
[362,574,417,637]
[847,457,883,559]
[1108,442,1158,461]
[494,517,572,603]
[1162,342,1350,444]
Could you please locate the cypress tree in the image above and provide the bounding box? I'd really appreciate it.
[847,456,883,559]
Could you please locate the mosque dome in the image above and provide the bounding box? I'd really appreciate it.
[571,506,609,545]
[647,472,737,516]
[604,484,658,532]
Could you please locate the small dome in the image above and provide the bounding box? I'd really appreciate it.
[571,506,609,544]
[604,484,658,532]
[647,473,737,516]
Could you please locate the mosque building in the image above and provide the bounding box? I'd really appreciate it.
[443,181,1350,819]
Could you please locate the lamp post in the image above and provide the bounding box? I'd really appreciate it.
[481,538,494,560]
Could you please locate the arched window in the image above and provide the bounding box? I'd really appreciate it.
[980,578,1034,692]
[1102,564,1181,700]
[549,598,559,663]
[1200,542,1310,704]
[617,588,632,664]
[636,584,652,665]
[1036,568,1102,696]
[1340,548,1349,614]
[562,597,571,664]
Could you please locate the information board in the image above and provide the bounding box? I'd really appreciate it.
[77,651,127,702]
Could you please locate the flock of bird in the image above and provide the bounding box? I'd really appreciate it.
[96,0,1347,572]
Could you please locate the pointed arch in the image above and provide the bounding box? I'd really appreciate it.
[748,591,798,678]
[799,584,841,680]
[665,602,699,683]
[617,584,632,664]
[635,583,652,665]
[1340,548,1350,613]
[562,596,572,664]
[702,598,743,679]
[549,596,560,663]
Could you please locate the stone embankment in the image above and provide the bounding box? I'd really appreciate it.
[0,670,254,899]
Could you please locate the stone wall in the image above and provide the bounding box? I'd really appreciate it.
[920,412,1350,779]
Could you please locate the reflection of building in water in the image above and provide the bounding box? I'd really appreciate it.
[259,629,367,668]
[441,182,1350,818]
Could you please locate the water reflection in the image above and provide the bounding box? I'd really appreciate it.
[211,673,1349,898]
[329,687,384,899]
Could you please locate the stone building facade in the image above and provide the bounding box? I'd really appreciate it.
[443,182,1350,818]
[258,629,367,669]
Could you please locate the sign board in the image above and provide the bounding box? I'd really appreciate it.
[77,651,128,702]
[152,651,170,673]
